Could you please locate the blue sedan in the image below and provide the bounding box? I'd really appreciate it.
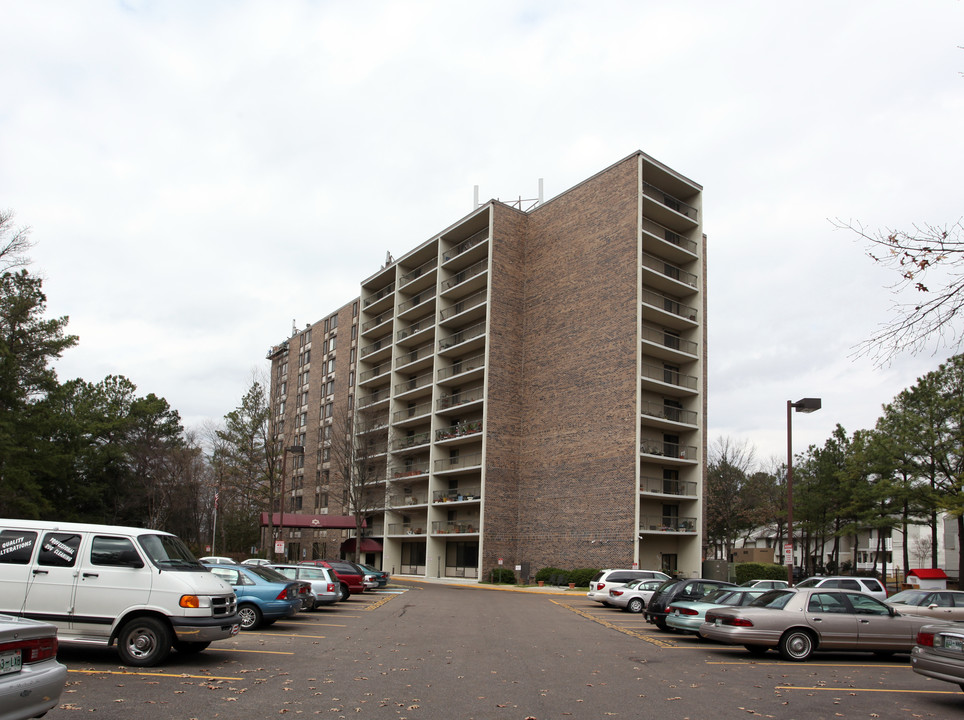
[205,564,302,630]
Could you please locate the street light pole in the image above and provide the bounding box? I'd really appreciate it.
[786,397,821,587]
[277,444,305,562]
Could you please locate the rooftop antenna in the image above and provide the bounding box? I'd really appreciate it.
[476,179,544,211]
[291,319,297,336]
[384,251,395,268]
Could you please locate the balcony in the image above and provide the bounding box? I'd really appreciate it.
[392,400,433,426]
[437,385,485,413]
[434,451,483,474]
[438,321,486,354]
[358,363,391,386]
[640,515,698,533]
[437,353,485,385]
[641,287,698,329]
[432,521,480,535]
[363,282,395,312]
[640,440,698,464]
[388,493,427,507]
[642,182,699,231]
[442,229,488,266]
[642,217,699,259]
[360,335,392,362]
[441,258,488,296]
[389,462,430,479]
[358,387,390,409]
[394,370,433,398]
[396,314,435,346]
[640,324,697,362]
[435,420,483,442]
[397,292,436,320]
[390,431,431,452]
[641,252,699,293]
[641,361,698,396]
[433,486,481,503]
[396,342,434,372]
[640,475,698,498]
[387,523,426,536]
[399,258,438,292]
[361,311,392,335]
[438,289,487,326]
[640,399,698,428]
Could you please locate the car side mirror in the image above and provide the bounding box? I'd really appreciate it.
[927,603,939,610]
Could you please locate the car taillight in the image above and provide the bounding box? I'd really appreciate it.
[672,607,698,616]
[917,631,935,647]
[0,637,59,664]
[327,583,335,593]
[277,589,291,600]
[611,590,623,597]
[727,618,754,627]
[597,582,606,590]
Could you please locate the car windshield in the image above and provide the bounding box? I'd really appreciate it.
[245,565,292,583]
[138,534,203,569]
[886,589,929,605]
[749,590,795,609]
[795,578,821,588]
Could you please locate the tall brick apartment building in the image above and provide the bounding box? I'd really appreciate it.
[265,150,706,581]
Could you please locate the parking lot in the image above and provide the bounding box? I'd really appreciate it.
[49,582,962,719]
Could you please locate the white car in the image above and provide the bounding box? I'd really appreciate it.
[607,578,665,613]
[794,576,888,601]
[587,569,670,605]
[270,564,340,609]
[198,556,237,565]
[0,613,67,720]
[740,579,790,590]
[241,558,272,566]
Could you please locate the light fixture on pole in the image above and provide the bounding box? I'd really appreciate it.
[277,445,305,560]
[786,397,821,586]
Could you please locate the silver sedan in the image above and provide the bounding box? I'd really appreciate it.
[885,588,964,622]
[0,613,67,720]
[701,588,952,661]
[911,624,964,692]
[607,578,664,613]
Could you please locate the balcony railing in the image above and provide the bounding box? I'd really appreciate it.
[641,287,698,322]
[360,336,391,358]
[390,431,431,451]
[389,462,430,478]
[641,515,698,532]
[396,342,434,368]
[358,388,390,408]
[642,218,698,255]
[389,493,427,506]
[442,229,488,262]
[438,385,485,411]
[363,282,395,308]
[641,362,698,391]
[361,312,392,333]
[397,314,435,342]
[394,370,433,395]
[388,523,426,535]
[392,400,432,423]
[438,353,485,381]
[439,321,486,350]
[640,440,698,460]
[434,451,483,472]
[399,258,437,288]
[436,420,483,441]
[359,363,390,383]
[441,258,488,291]
[640,476,698,496]
[432,521,480,534]
[640,324,698,356]
[642,182,698,221]
[640,399,697,426]
[397,292,433,315]
[439,289,487,321]
[433,486,481,502]
[642,252,698,288]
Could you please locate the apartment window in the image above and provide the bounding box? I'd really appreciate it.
[327,380,334,396]
[663,364,679,386]
[663,399,682,423]
[280,381,287,395]
[350,348,356,363]
[325,402,333,418]
[324,318,329,332]
[348,371,354,387]
[323,447,330,462]
[330,315,338,329]
[351,325,357,340]
[348,394,353,410]
[662,469,679,494]
[330,336,336,351]
[352,301,358,317]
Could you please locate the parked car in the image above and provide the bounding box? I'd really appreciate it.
[271,565,340,609]
[198,556,237,565]
[794,576,888,601]
[646,578,737,630]
[0,613,67,720]
[701,588,948,661]
[204,564,302,630]
[666,587,770,634]
[357,563,391,588]
[607,578,665,613]
[241,558,272,566]
[740,579,789,590]
[299,560,368,600]
[885,588,964,621]
[587,569,670,605]
[911,624,964,691]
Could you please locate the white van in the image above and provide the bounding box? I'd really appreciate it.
[0,519,240,666]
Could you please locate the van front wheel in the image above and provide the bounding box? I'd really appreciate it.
[117,617,172,667]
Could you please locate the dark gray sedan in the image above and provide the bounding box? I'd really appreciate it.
[701,588,952,661]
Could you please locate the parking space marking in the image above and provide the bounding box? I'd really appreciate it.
[775,685,960,695]
[219,648,295,655]
[550,600,677,648]
[68,669,243,680]
[707,660,914,669]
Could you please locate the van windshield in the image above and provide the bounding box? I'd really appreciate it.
[138,534,204,570]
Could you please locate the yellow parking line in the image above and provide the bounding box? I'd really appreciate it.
[776,685,960,695]
[707,661,912,668]
[68,669,243,680]
[550,600,676,648]
[219,648,294,655]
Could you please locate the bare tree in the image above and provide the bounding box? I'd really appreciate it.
[0,210,35,272]
[912,535,933,568]
[832,218,964,364]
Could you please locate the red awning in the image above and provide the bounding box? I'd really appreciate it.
[259,513,361,530]
[908,569,948,579]
[340,538,383,553]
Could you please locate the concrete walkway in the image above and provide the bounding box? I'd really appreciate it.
[392,575,585,596]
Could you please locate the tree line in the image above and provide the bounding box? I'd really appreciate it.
[706,354,964,579]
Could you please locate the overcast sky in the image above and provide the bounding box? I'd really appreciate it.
[2,1,962,464]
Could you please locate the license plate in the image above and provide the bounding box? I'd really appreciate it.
[715,618,722,627]
[0,649,22,675]
[673,610,680,616]
[943,635,963,652]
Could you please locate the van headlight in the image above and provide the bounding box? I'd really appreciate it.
[180,595,212,609]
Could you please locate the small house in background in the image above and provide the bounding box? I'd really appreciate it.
[906,569,949,590]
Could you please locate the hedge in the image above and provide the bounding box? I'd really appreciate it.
[734,562,787,585]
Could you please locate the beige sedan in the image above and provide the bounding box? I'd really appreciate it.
[701,588,950,661]
[885,589,964,621]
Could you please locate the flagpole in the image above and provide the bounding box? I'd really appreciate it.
[211,487,219,555]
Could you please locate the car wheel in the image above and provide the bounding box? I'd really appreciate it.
[779,629,816,661]
[116,617,172,667]
[340,583,351,601]
[627,598,644,614]
[238,603,263,630]
[744,645,768,656]
[174,641,211,654]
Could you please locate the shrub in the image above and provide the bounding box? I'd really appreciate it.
[568,568,598,588]
[535,566,568,583]
[489,567,516,584]
[734,562,787,585]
